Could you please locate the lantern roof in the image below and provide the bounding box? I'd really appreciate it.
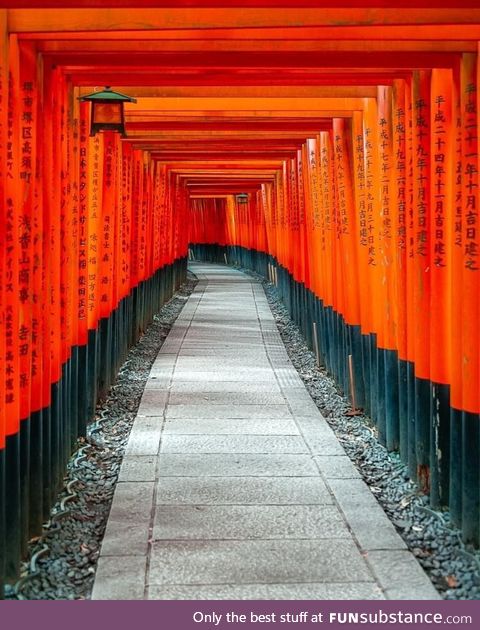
[80,86,137,103]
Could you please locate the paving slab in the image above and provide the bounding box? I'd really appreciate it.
[168,391,285,405]
[147,583,385,600]
[152,505,350,540]
[92,556,147,600]
[171,368,276,381]
[148,539,374,585]
[178,353,268,361]
[313,455,362,479]
[124,423,163,456]
[137,393,169,415]
[142,376,172,389]
[184,332,262,340]
[178,349,269,357]
[275,368,306,389]
[157,453,319,477]
[366,550,441,600]
[284,392,322,416]
[100,482,155,556]
[180,341,264,347]
[175,358,272,369]
[169,381,282,393]
[149,361,176,373]
[160,434,308,454]
[328,478,407,552]
[301,432,347,456]
[155,476,333,506]
[93,263,438,601]
[151,353,179,363]
[162,417,300,435]
[139,390,169,406]
[165,403,292,419]
[118,456,157,482]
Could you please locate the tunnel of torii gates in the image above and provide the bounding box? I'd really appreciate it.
[1,0,480,593]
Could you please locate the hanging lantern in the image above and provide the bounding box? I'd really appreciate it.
[79,86,137,137]
[236,193,249,204]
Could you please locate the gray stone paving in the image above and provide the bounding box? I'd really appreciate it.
[92,263,440,601]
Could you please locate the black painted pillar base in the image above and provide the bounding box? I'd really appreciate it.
[369,333,378,426]
[5,432,21,582]
[87,329,99,420]
[77,343,88,437]
[97,317,112,401]
[415,376,431,493]
[376,348,387,446]
[349,325,366,410]
[69,346,79,450]
[60,362,70,471]
[50,381,62,497]
[429,382,450,510]
[41,403,52,519]
[385,349,399,452]
[28,409,44,538]
[0,447,5,598]
[398,359,409,464]
[462,411,480,545]
[450,407,463,528]
[19,419,31,557]
[406,361,417,481]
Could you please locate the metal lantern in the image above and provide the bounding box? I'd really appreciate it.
[79,86,137,137]
[236,193,249,204]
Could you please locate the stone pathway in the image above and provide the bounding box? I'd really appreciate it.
[92,263,439,600]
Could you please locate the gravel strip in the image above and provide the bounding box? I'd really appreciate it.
[6,273,198,600]
[249,270,479,601]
